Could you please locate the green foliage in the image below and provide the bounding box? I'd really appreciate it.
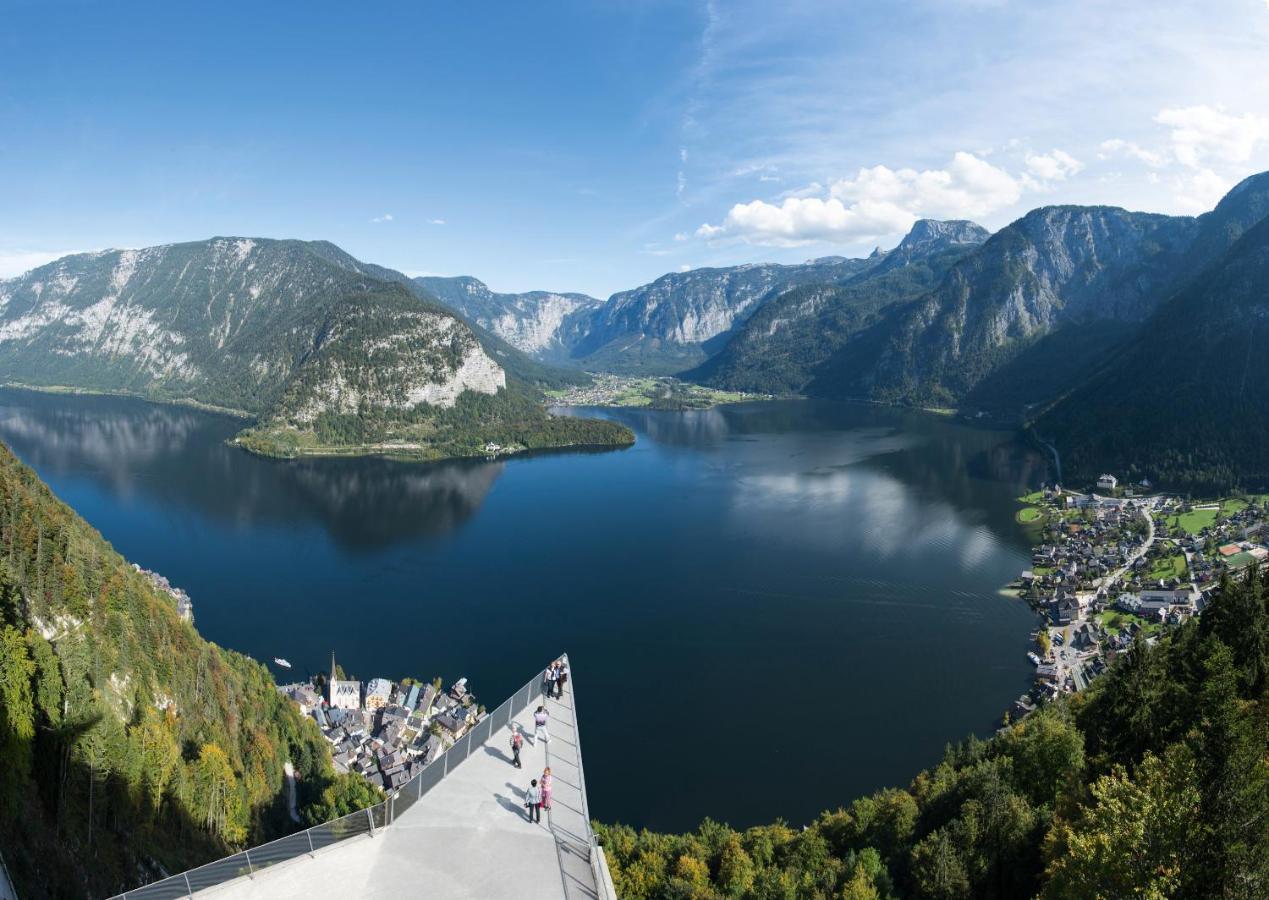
[0,440,337,898]
[300,772,382,827]
[239,383,634,461]
[600,570,1269,898]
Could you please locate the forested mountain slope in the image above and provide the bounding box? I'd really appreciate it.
[830,206,1200,409]
[693,220,989,394]
[566,255,884,374]
[0,440,373,898]
[598,568,1269,899]
[0,239,628,460]
[1036,212,1269,493]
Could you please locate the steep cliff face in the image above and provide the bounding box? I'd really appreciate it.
[1037,210,1269,491]
[414,276,602,359]
[265,295,505,426]
[567,255,880,373]
[693,220,990,393]
[0,237,485,417]
[0,239,631,459]
[829,206,1200,406]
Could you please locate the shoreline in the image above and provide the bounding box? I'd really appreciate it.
[229,433,636,464]
[0,382,636,465]
[0,381,254,419]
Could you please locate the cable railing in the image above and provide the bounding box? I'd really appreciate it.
[112,664,551,900]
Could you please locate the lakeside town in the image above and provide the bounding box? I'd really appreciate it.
[1007,474,1268,721]
[279,655,484,794]
[546,373,769,409]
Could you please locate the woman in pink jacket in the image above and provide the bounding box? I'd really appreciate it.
[540,766,553,811]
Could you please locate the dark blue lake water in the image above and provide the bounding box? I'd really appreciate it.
[0,388,1044,832]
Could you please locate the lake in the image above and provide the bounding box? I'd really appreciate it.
[0,388,1046,832]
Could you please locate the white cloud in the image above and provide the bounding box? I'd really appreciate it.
[698,152,1022,247]
[1154,105,1269,169]
[678,263,692,272]
[429,218,446,225]
[1098,138,1167,168]
[1169,168,1231,214]
[0,249,91,279]
[1024,149,1083,181]
[371,213,394,223]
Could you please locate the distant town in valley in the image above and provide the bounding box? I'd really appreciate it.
[546,373,769,410]
[1008,474,1267,721]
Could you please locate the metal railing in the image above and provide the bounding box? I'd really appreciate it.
[112,664,550,900]
[564,654,614,900]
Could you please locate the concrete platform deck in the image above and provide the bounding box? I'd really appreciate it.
[200,669,601,900]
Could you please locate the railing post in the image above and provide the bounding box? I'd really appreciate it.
[389,793,395,825]
[184,872,193,897]
[306,828,315,854]
[244,848,255,874]
[443,748,449,777]
[367,806,376,837]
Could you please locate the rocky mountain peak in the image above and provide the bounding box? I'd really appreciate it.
[897,219,991,252]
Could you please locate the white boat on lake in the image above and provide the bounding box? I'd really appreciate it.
[273,658,292,668]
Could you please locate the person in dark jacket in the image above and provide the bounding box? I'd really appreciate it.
[525,779,543,823]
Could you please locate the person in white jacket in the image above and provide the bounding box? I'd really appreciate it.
[525,779,543,823]
[532,705,550,744]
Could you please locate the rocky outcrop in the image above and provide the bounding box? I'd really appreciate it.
[415,276,602,358]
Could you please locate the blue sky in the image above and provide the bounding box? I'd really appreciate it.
[3,0,1269,297]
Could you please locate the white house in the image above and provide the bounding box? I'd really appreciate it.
[365,678,393,710]
[1097,474,1118,490]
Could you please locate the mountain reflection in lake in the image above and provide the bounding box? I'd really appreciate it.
[0,392,504,549]
[0,388,1047,832]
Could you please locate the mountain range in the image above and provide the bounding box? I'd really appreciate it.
[2,172,1268,487]
[410,174,1269,491]
[0,239,631,460]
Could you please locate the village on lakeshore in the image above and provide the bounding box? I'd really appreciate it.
[546,372,768,409]
[1008,475,1268,722]
[278,654,484,794]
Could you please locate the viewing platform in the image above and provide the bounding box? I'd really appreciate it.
[115,657,612,900]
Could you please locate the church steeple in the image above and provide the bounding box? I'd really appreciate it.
[330,651,337,685]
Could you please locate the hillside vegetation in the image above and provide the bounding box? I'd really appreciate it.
[597,569,1269,899]
[0,440,368,898]
[0,239,627,462]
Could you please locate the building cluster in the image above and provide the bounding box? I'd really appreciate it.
[1009,481,1268,724]
[282,654,482,793]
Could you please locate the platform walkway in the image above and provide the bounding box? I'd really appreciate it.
[183,661,603,900]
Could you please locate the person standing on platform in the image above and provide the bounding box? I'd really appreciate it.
[533,705,550,744]
[556,659,569,698]
[510,728,523,768]
[541,766,553,811]
[525,779,542,823]
[545,663,558,699]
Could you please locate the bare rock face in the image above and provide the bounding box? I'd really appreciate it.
[415,276,603,359]
[280,308,506,425]
[0,238,509,424]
